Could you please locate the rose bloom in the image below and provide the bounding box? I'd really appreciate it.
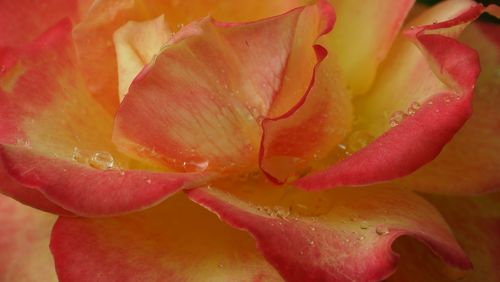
[0,0,499,281]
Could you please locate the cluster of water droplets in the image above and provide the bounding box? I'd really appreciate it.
[72,147,115,170]
[389,101,421,127]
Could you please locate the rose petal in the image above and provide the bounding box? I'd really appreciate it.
[0,145,210,217]
[113,3,327,173]
[113,15,172,101]
[296,0,487,190]
[0,0,87,47]
[0,20,211,216]
[322,0,414,95]
[187,180,471,282]
[0,159,71,215]
[260,45,353,183]
[73,0,300,113]
[0,194,57,282]
[51,194,282,282]
[388,193,500,281]
[255,0,352,183]
[392,22,500,195]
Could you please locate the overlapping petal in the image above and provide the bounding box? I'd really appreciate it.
[73,0,300,113]
[0,194,57,282]
[322,0,415,95]
[51,194,282,282]
[0,0,90,47]
[113,2,333,174]
[296,0,490,190]
[113,15,172,101]
[388,192,500,281]
[393,22,500,195]
[187,179,471,282]
[0,20,210,216]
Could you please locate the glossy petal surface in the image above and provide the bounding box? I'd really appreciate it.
[296,0,484,190]
[113,15,172,101]
[188,180,471,282]
[51,194,282,282]
[260,46,352,183]
[114,3,329,173]
[73,0,300,112]
[394,22,500,195]
[0,0,87,47]
[323,0,414,95]
[0,194,57,282]
[0,20,209,216]
[388,193,500,282]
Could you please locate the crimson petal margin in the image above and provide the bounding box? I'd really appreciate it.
[259,0,353,183]
[392,22,500,195]
[388,192,500,281]
[295,1,492,190]
[0,20,211,216]
[113,1,333,174]
[0,145,210,217]
[51,194,282,282]
[187,185,471,282]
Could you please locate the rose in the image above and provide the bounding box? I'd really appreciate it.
[0,0,499,281]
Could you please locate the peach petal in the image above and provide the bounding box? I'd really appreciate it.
[51,194,282,281]
[392,22,500,195]
[323,0,415,95]
[73,0,301,113]
[296,0,487,190]
[0,194,57,281]
[0,20,210,216]
[113,3,328,173]
[113,15,172,101]
[188,183,471,282]
[0,0,86,47]
[388,193,500,281]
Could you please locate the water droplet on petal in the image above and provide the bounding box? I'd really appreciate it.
[389,111,407,127]
[376,225,389,235]
[182,160,209,172]
[360,221,369,230]
[346,130,374,152]
[15,138,31,148]
[89,151,115,170]
[72,147,86,163]
[407,101,421,115]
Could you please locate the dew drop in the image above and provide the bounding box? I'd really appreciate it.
[15,138,31,148]
[376,225,389,236]
[309,240,315,246]
[359,221,369,230]
[389,111,407,127]
[273,206,290,219]
[337,143,347,151]
[72,147,86,163]
[407,101,421,116]
[182,160,209,172]
[89,151,115,170]
[346,130,374,152]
